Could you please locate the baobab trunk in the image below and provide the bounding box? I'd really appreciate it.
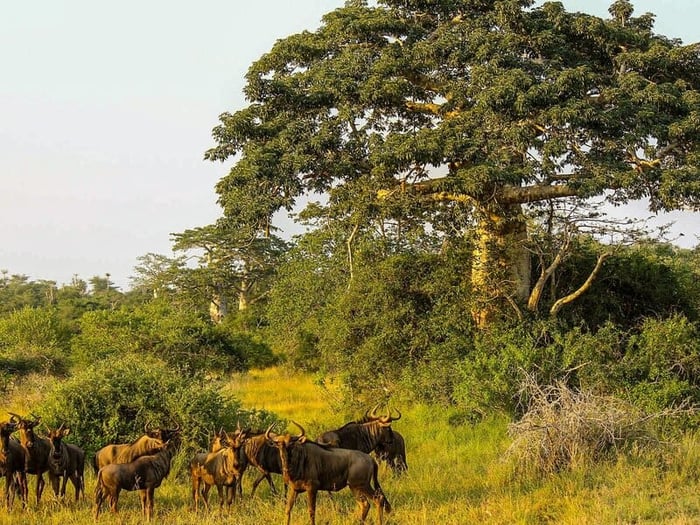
[470,204,531,329]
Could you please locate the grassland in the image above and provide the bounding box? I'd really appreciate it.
[2,367,700,524]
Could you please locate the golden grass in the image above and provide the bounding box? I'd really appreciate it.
[2,368,700,524]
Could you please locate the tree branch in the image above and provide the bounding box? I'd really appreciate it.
[549,252,611,317]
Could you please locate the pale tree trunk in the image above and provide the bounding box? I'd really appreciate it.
[238,278,250,311]
[209,286,228,324]
[470,204,531,329]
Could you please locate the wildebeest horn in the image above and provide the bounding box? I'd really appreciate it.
[291,420,306,440]
[30,413,41,424]
[390,407,402,421]
[144,420,153,433]
[8,413,21,423]
[369,404,381,419]
[57,422,65,432]
[264,423,276,441]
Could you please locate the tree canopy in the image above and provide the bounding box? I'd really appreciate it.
[207,0,700,326]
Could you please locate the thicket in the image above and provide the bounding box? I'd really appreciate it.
[37,353,279,473]
[266,241,700,424]
[2,240,700,437]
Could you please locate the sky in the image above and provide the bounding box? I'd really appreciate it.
[1,1,699,291]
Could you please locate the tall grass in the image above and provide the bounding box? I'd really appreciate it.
[2,368,700,524]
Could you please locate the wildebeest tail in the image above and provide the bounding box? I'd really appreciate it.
[372,460,392,513]
[92,453,99,475]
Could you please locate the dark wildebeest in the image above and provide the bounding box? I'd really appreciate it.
[0,418,27,509]
[316,406,401,454]
[239,429,283,496]
[266,421,391,525]
[46,424,86,501]
[93,436,179,522]
[93,421,180,473]
[190,429,246,512]
[10,413,58,505]
[374,429,408,473]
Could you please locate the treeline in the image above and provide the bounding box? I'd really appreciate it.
[3,237,700,427]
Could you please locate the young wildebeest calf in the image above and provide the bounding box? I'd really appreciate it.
[46,424,85,501]
[0,418,27,509]
[94,438,179,522]
[190,429,245,512]
[267,421,391,525]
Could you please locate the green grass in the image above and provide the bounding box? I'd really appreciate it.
[2,367,700,524]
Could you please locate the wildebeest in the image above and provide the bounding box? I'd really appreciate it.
[374,429,408,473]
[316,405,401,454]
[190,429,246,512]
[267,421,391,525]
[93,421,181,473]
[239,429,283,496]
[93,436,179,522]
[0,418,27,509]
[46,424,86,500]
[10,413,58,505]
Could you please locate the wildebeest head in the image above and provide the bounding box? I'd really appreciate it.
[365,405,402,444]
[0,418,18,447]
[266,421,306,450]
[9,413,41,449]
[144,420,181,443]
[47,423,70,461]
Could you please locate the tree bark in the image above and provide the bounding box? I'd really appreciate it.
[470,204,531,328]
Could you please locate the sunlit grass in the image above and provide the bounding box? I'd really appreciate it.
[2,368,700,524]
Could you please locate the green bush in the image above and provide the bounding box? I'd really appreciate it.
[37,353,279,470]
[454,324,564,415]
[623,315,700,413]
[0,307,70,375]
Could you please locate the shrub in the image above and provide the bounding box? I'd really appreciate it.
[623,315,700,414]
[0,307,70,375]
[37,353,279,470]
[506,376,681,475]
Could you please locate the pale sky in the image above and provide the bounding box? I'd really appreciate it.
[1,1,699,290]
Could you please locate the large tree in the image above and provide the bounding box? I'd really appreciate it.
[207,0,700,327]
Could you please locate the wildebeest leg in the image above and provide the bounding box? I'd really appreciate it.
[148,487,155,522]
[144,487,155,522]
[352,489,371,523]
[284,488,298,525]
[191,475,200,511]
[306,489,318,525]
[252,471,276,496]
[202,483,211,511]
[225,483,235,510]
[109,489,120,514]
[139,489,147,517]
[60,470,69,497]
[216,484,225,511]
[35,473,45,504]
[5,473,14,510]
[69,472,81,501]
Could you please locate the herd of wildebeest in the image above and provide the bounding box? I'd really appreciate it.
[0,406,406,524]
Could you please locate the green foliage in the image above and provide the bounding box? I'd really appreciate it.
[623,315,700,413]
[454,322,564,415]
[37,353,279,466]
[306,249,472,403]
[0,307,70,375]
[216,315,278,369]
[70,300,248,374]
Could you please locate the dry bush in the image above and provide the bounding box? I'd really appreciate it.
[506,374,691,475]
